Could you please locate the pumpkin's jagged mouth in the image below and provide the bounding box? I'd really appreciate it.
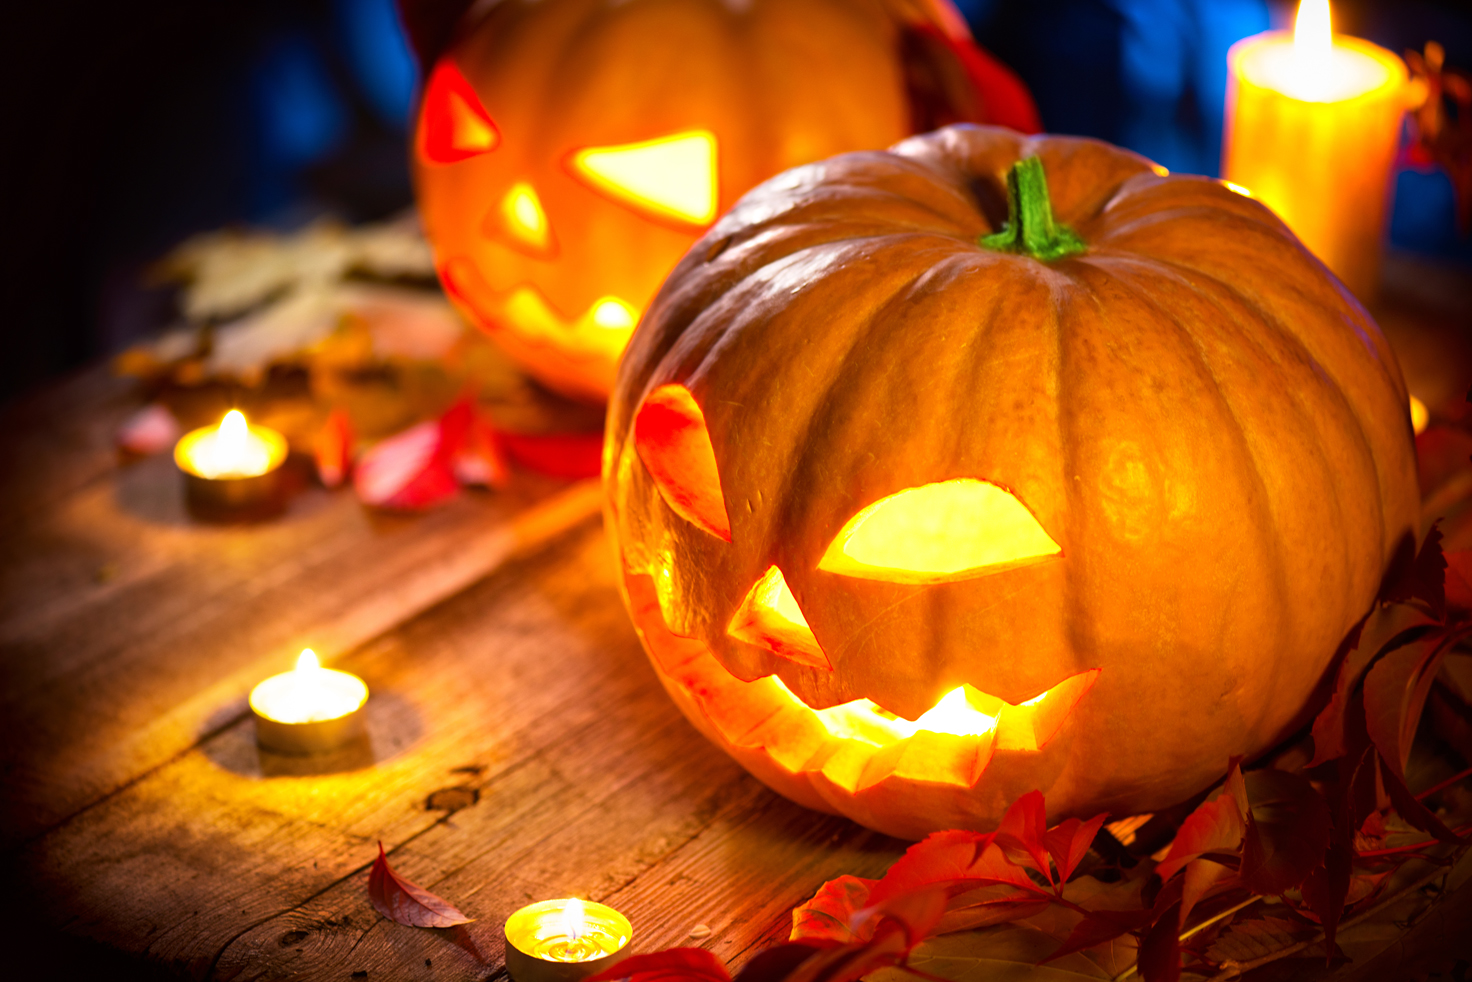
[440,257,639,358]
[625,571,1099,792]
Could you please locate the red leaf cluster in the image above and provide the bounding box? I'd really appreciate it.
[610,511,1472,982]
[312,397,599,509]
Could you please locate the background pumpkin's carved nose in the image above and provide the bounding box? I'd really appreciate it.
[481,182,557,259]
[633,384,731,541]
[727,566,831,671]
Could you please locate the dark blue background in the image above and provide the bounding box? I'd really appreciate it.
[0,0,1466,402]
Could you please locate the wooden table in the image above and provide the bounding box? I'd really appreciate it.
[2,255,1468,981]
[0,368,908,980]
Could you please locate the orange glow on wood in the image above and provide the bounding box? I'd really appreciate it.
[419,58,500,164]
[568,131,718,226]
[819,479,1061,583]
[728,566,831,670]
[498,182,555,256]
[634,384,731,540]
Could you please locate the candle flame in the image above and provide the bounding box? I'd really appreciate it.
[559,897,586,941]
[296,648,321,672]
[1289,0,1336,100]
[1294,0,1331,55]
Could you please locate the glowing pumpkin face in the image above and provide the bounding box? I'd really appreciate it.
[412,0,1039,402]
[604,126,1419,839]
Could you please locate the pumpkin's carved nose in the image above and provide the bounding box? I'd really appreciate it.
[482,182,557,259]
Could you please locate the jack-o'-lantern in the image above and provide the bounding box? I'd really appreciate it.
[412,0,1038,402]
[604,125,1419,839]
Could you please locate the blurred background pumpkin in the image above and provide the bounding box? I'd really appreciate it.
[1,0,1466,404]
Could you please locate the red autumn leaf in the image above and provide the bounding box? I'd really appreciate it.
[993,789,1053,887]
[354,419,460,509]
[731,944,825,982]
[1379,524,1446,619]
[790,875,876,943]
[587,948,731,982]
[1299,838,1352,957]
[116,402,181,455]
[1178,858,1235,926]
[1445,551,1472,612]
[1413,425,1472,496]
[1377,752,1464,843]
[1240,768,1331,896]
[1155,761,1246,884]
[1042,907,1157,962]
[849,885,949,948]
[314,408,354,488]
[498,429,603,479]
[1309,606,1441,767]
[784,888,947,982]
[1363,633,1451,778]
[453,413,511,489]
[933,885,1050,934]
[1136,901,1181,982]
[1042,812,1109,887]
[366,841,472,928]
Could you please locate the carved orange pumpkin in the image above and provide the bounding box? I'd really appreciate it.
[412,0,1038,402]
[604,125,1419,838]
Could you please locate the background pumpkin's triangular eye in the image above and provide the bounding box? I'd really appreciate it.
[727,566,831,670]
[819,479,1061,584]
[419,58,500,164]
[634,383,731,540]
[567,131,717,226]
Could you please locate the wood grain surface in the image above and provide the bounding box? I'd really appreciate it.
[0,374,905,980]
[2,261,1467,981]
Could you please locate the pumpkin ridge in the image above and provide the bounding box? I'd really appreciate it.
[1092,263,1298,707]
[1105,246,1393,587]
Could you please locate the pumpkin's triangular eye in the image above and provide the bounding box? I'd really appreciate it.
[727,566,831,670]
[819,479,1060,584]
[419,58,500,164]
[568,131,717,226]
[634,383,731,540]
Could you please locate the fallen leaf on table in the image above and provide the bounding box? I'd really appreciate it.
[587,948,731,982]
[314,409,354,488]
[354,420,460,510]
[498,429,604,480]
[366,841,472,928]
[453,413,511,489]
[116,403,180,455]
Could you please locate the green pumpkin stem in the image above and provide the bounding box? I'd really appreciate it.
[979,156,1087,261]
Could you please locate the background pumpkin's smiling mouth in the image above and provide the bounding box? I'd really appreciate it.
[439,258,639,353]
[624,570,1098,793]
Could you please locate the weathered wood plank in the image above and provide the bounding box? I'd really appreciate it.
[0,442,602,845]
[11,520,903,981]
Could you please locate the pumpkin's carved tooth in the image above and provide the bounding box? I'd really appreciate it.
[727,566,831,670]
[634,385,732,541]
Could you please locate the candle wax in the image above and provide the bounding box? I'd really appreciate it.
[1223,29,1409,300]
[250,650,368,724]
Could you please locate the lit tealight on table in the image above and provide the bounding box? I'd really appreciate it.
[174,409,289,519]
[250,649,369,755]
[504,898,632,982]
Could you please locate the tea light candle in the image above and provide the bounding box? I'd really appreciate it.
[504,898,632,982]
[250,649,369,755]
[174,410,289,519]
[1222,0,1412,300]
